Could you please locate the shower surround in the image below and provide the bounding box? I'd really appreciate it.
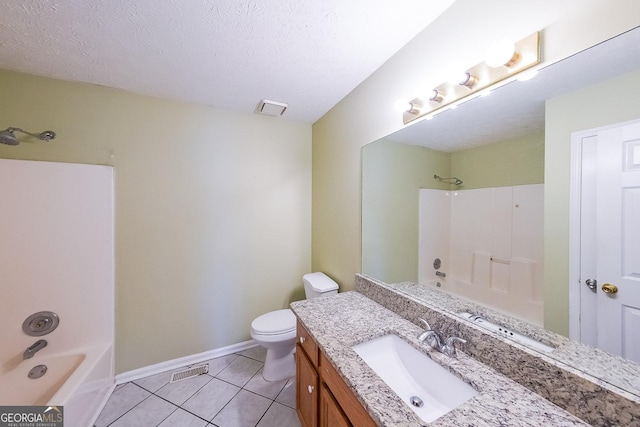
[419,184,544,324]
[0,159,114,427]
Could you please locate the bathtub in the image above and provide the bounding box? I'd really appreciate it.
[0,344,114,427]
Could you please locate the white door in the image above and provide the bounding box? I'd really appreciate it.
[573,120,640,363]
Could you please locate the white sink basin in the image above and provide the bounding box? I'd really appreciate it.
[352,334,477,423]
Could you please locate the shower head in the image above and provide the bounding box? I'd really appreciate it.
[0,129,19,145]
[0,127,56,146]
[434,174,463,186]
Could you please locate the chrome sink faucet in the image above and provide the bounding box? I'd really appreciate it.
[23,339,47,360]
[417,318,466,357]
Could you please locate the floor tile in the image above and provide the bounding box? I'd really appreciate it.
[244,368,288,400]
[133,368,180,393]
[216,356,263,387]
[155,373,212,406]
[96,349,305,427]
[257,401,301,427]
[275,378,296,409]
[181,377,240,421]
[94,383,151,427]
[202,354,239,377]
[110,395,176,427]
[211,389,272,427]
[241,345,267,362]
[157,408,209,427]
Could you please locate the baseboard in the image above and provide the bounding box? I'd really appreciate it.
[115,339,258,384]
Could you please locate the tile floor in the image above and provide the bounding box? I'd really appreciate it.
[95,346,301,427]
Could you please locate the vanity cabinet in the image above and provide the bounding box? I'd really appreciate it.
[296,320,376,427]
[296,347,318,427]
[320,385,350,427]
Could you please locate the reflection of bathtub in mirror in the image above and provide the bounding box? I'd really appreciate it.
[417,185,544,325]
[385,279,640,397]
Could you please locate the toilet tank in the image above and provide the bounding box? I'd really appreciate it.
[303,272,339,299]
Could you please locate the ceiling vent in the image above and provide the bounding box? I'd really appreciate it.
[256,99,288,116]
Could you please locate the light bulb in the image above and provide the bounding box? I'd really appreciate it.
[485,39,518,68]
[447,72,469,85]
[395,99,412,113]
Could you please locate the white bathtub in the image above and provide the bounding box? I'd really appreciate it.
[0,344,114,427]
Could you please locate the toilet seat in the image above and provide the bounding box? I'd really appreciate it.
[251,308,296,336]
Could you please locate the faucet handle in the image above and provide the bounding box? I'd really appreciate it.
[443,336,467,357]
[418,318,432,330]
[417,318,433,343]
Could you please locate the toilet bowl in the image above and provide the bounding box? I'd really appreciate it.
[250,272,339,381]
[251,309,297,381]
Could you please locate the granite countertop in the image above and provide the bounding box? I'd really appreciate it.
[291,291,588,427]
[387,281,640,399]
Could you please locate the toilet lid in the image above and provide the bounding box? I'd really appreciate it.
[251,309,296,335]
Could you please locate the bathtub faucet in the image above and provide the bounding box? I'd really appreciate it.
[23,339,47,360]
[435,271,446,278]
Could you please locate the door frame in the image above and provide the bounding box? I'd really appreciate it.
[568,118,640,341]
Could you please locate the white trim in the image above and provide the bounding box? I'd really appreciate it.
[569,131,589,341]
[115,340,258,384]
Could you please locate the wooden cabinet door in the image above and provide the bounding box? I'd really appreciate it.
[296,346,318,427]
[319,352,377,427]
[320,384,351,427]
[297,320,319,366]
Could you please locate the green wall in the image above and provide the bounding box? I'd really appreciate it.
[450,132,544,189]
[0,69,312,373]
[362,141,449,283]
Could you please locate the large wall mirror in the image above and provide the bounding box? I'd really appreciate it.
[362,27,640,396]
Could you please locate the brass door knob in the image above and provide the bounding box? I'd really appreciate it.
[602,283,618,294]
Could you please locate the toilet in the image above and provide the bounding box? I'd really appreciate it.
[250,272,339,381]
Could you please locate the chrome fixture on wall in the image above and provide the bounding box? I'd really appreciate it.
[22,311,59,337]
[0,127,56,146]
[23,339,48,360]
[434,174,463,186]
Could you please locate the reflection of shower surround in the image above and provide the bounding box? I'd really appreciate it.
[418,184,544,325]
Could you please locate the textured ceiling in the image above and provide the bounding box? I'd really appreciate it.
[0,0,455,123]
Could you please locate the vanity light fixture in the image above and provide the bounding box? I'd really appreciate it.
[401,31,541,125]
[458,72,478,89]
[395,100,423,114]
[429,89,446,103]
